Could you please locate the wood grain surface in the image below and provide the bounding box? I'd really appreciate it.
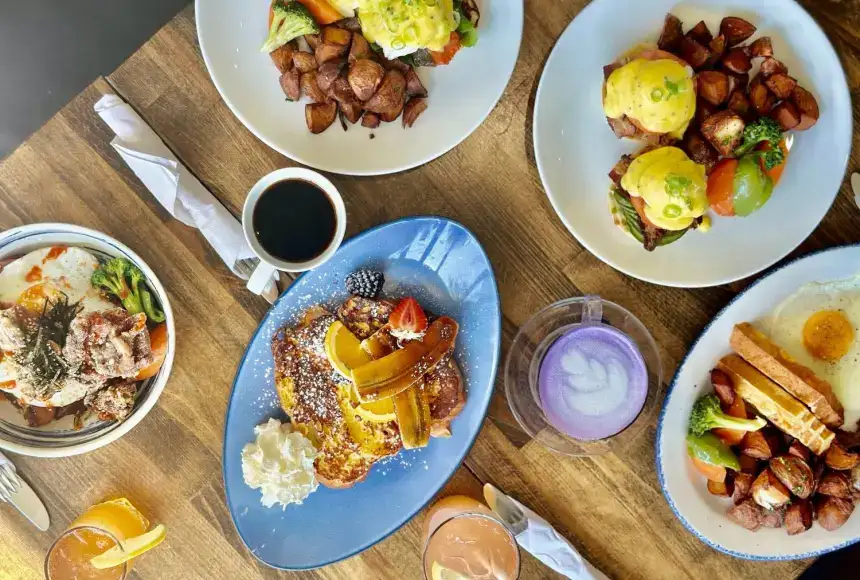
[1,1,859,578]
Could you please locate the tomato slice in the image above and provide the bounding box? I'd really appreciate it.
[690,455,727,483]
[758,139,789,185]
[707,159,738,217]
[431,32,462,65]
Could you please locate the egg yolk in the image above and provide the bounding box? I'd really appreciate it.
[803,310,854,361]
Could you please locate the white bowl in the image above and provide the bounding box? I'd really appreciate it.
[533,0,852,287]
[195,0,524,175]
[0,224,175,458]
[657,245,860,560]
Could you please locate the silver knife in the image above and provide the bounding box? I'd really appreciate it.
[0,454,50,531]
[851,172,860,209]
[484,484,609,580]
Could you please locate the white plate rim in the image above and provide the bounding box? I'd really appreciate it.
[532,0,854,288]
[194,0,525,176]
[656,243,860,560]
[0,223,176,458]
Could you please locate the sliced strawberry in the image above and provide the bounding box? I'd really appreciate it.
[389,297,428,335]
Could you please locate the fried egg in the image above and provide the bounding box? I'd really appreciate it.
[768,276,860,429]
[0,246,116,407]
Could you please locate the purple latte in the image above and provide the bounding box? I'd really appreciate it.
[538,324,647,441]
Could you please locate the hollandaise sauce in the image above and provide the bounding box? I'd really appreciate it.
[603,58,696,138]
[358,0,457,56]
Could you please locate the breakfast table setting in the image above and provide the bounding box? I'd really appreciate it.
[1,0,860,578]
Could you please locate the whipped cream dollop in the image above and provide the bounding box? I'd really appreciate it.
[241,418,319,509]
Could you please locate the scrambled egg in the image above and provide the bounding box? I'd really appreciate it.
[352,0,458,59]
[620,147,708,231]
[604,58,696,138]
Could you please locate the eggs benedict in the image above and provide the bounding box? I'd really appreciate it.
[603,49,696,142]
[609,147,709,251]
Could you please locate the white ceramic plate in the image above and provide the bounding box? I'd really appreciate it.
[534,0,852,288]
[195,0,523,175]
[0,224,175,458]
[657,245,860,560]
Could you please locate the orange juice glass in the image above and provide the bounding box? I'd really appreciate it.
[422,495,520,580]
[45,499,150,580]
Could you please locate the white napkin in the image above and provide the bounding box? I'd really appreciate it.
[93,94,259,280]
[0,450,12,472]
[507,495,610,580]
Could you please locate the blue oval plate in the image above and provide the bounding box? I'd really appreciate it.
[222,216,501,570]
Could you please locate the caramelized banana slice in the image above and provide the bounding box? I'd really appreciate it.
[395,383,431,449]
[352,317,459,402]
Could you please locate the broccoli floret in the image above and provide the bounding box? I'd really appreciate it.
[688,394,766,437]
[92,258,144,315]
[124,263,165,323]
[260,0,320,53]
[733,117,786,170]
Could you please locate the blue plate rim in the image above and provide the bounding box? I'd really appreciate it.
[655,243,860,561]
[221,215,502,571]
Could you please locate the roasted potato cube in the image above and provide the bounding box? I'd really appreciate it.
[749,36,773,58]
[305,33,322,50]
[315,42,349,65]
[792,86,820,130]
[818,471,853,498]
[740,429,775,460]
[725,72,748,96]
[305,101,338,134]
[361,111,381,129]
[770,101,801,131]
[826,441,860,471]
[380,100,405,123]
[405,69,428,98]
[769,455,814,499]
[816,496,854,531]
[402,98,428,128]
[695,98,717,127]
[348,59,386,101]
[680,37,711,70]
[721,48,752,74]
[751,469,791,509]
[336,17,362,32]
[364,70,407,114]
[727,499,763,531]
[739,454,760,475]
[765,73,797,99]
[322,26,352,47]
[727,90,751,118]
[683,131,718,172]
[339,100,363,125]
[279,68,301,102]
[270,41,296,74]
[707,34,727,66]
[687,21,713,45]
[788,441,811,462]
[761,507,785,528]
[759,57,788,78]
[710,369,735,406]
[785,500,813,535]
[349,33,372,63]
[293,51,318,74]
[300,71,328,103]
[698,71,730,106]
[720,16,757,47]
[732,472,755,505]
[708,478,733,497]
[317,59,347,93]
[657,13,684,53]
[700,110,746,157]
[749,75,776,115]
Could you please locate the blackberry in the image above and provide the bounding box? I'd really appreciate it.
[345,269,384,299]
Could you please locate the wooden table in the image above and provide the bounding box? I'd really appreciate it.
[0,1,858,578]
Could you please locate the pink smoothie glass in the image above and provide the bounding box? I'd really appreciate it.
[504,296,663,456]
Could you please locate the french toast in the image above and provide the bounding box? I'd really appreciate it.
[272,296,467,488]
[730,323,844,428]
[717,354,834,455]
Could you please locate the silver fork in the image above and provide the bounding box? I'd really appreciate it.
[0,460,22,502]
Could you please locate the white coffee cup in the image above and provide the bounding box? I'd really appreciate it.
[242,168,346,295]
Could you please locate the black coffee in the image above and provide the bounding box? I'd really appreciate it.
[252,179,337,263]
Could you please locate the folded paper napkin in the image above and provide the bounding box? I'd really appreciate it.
[0,450,13,473]
[508,494,610,580]
[94,94,260,281]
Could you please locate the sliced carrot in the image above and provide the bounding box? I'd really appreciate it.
[758,139,789,185]
[714,396,748,446]
[295,0,343,25]
[691,455,727,483]
[135,323,168,381]
[431,32,462,65]
[707,158,738,217]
